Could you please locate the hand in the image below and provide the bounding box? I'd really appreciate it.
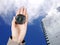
[11,7,28,43]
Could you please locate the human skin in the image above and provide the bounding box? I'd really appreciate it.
[11,7,28,43]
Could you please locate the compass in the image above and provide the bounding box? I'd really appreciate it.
[15,14,26,24]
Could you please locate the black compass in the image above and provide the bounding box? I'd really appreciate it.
[15,14,26,24]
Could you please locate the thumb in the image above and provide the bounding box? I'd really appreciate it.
[11,17,18,41]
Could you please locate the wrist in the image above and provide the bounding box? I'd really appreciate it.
[10,36,25,43]
[10,36,18,43]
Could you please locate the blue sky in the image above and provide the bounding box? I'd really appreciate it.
[0,11,47,45]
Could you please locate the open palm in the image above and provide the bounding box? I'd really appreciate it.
[11,7,28,43]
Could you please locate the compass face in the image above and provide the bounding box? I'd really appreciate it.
[15,14,26,24]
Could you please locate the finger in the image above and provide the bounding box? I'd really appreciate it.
[12,17,15,27]
[16,8,21,16]
[20,7,24,14]
[24,9,28,24]
[22,7,25,15]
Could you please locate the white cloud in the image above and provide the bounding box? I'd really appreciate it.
[42,0,60,37]
[0,0,54,25]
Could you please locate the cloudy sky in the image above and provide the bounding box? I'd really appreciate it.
[0,0,60,45]
[0,0,59,25]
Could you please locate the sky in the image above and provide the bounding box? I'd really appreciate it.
[0,0,60,45]
[0,0,56,25]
